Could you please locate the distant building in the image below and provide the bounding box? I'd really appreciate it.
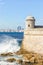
[17,26,24,32]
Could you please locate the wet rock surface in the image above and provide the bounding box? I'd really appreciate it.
[0,52,14,56]
[7,58,16,62]
[0,48,43,65]
[16,48,43,65]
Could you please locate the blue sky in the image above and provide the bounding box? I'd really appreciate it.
[0,0,43,29]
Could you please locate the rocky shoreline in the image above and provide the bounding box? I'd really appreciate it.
[0,48,43,65]
[15,48,43,65]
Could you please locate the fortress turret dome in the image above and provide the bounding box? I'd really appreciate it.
[26,16,35,29]
[26,16,35,21]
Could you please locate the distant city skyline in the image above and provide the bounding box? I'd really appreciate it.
[0,0,43,29]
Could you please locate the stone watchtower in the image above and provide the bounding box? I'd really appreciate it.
[22,16,43,55]
[26,16,35,29]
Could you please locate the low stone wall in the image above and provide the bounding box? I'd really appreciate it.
[22,30,43,55]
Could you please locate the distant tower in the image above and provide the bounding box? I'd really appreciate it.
[26,16,35,29]
[17,26,21,31]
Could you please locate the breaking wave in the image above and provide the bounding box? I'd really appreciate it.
[0,35,21,53]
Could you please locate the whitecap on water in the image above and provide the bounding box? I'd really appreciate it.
[0,35,20,53]
[0,61,21,65]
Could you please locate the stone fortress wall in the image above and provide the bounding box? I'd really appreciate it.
[22,16,43,55]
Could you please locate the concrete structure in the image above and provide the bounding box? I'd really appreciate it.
[22,16,43,55]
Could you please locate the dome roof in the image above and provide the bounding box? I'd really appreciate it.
[26,16,35,21]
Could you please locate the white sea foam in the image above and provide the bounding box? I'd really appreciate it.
[0,35,20,53]
[0,61,21,65]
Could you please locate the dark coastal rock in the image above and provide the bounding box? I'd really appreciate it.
[0,52,14,56]
[16,59,23,64]
[7,58,16,62]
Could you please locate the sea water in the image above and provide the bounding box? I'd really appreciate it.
[0,32,24,65]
